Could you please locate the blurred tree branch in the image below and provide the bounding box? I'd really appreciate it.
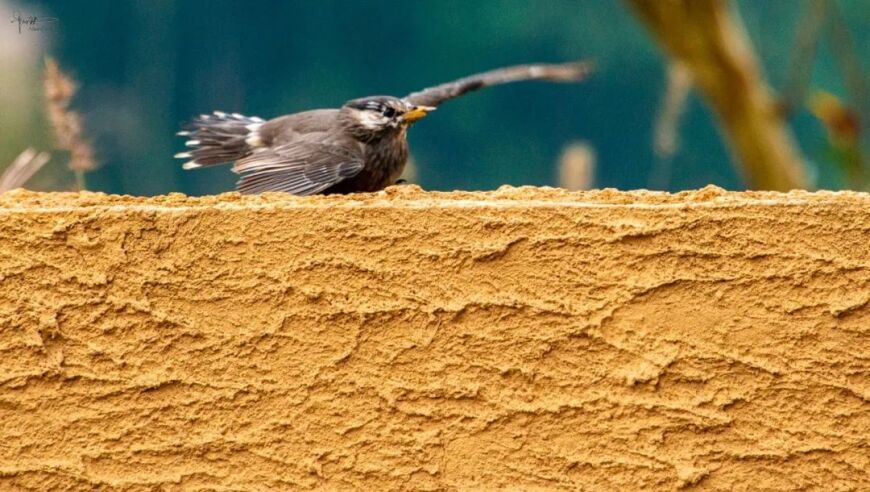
[628,0,809,190]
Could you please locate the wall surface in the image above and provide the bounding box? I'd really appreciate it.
[0,186,868,491]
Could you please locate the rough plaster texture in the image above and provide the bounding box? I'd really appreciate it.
[0,186,868,491]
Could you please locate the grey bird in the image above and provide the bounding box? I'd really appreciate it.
[176,61,592,195]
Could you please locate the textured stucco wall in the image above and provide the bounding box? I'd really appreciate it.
[0,186,868,491]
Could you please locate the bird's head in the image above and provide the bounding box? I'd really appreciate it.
[340,96,435,140]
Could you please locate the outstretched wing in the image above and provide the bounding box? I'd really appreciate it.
[403,60,593,108]
[234,138,364,195]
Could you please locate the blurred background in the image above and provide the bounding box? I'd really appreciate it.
[1,0,867,195]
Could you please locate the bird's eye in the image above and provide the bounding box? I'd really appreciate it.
[382,107,396,118]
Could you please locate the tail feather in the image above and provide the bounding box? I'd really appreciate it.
[176,112,264,169]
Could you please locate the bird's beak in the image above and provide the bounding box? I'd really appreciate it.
[401,105,435,123]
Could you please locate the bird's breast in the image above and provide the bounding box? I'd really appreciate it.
[361,132,409,189]
[323,130,409,194]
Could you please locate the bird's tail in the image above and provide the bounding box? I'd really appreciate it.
[175,111,264,169]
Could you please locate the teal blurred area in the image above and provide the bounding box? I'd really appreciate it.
[1,0,867,195]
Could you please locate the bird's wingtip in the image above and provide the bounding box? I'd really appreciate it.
[547,60,595,82]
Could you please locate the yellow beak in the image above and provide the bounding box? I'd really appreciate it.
[401,105,436,123]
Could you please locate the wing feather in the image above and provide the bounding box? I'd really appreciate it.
[403,61,593,107]
[234,139,364,195]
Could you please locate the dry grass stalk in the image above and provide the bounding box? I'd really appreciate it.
[781,0,828,114]
[809,91,866,188]
[649,62,693,189]
[44,57,95,190]
[826,1,868,130]
[654,61,693,159]
[0,148,51,192]
[558,141,596,191]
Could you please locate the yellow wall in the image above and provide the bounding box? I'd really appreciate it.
[1,186,868,490]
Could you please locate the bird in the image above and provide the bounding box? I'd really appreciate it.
[176,61,592,195]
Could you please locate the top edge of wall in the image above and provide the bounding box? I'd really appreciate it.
[1,185,869,212]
